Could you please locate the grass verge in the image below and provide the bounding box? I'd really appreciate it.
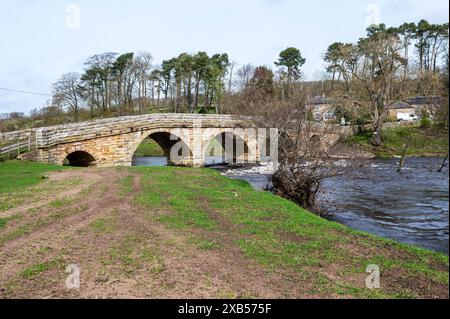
[134,166,448,298]
[0,160,69,193]
[346,125,448,158]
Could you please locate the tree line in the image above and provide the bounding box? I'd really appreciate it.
[1,19,448,212]
[232,20,448,210]
[1,19,448,137]
[50,51,234,122]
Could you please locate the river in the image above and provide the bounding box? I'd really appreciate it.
[132,156,449,254]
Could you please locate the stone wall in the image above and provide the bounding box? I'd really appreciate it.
[35,114,248,148]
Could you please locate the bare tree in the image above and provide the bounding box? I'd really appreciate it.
[237,72,362,212]
[52,72,83,121]
[324,25,406,145]
[236,64,255,91]
[134,52,153,113]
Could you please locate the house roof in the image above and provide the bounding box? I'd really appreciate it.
[306,95,442,108]
[391,101,412,109]
[307,96,336,105]
[407,96,442,105]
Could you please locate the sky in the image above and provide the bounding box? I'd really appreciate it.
[0,0,448,114]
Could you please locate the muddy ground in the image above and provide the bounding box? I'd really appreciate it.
[0,167,448,299]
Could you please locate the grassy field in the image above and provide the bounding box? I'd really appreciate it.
[347,125,449,158]
[133,139,165,157]
[0,160,448,298]
[0,160,69,193]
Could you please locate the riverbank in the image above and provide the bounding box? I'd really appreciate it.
[216,157,449,254]
[345,124,449,159]
[0,160,448,298]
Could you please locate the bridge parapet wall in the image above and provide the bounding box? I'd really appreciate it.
[0,129,35,144]
[36,114,247,148]
[4,114,372,167]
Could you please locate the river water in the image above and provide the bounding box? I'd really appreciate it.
[132,156,449,254]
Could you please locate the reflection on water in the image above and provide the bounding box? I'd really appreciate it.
[131,156,231,167]
[132,156,167,166]
[132,156,449,254]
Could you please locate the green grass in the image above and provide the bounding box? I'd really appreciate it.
[118,175,134,195]
[89,208,119,234]
[133,165,448,298]
[133,139,164,157]
[0,215,19,229]
[136,167,218,229]
[1,161,447,298]
[20,258,64,278]
[0,203,86,244]
[90,217,116,234]
[188,235,221,250]
[347,125,449,158]
[0,160,69,194]
[49,197,73,208]
[102,232,164,275]
[0,160,75,211]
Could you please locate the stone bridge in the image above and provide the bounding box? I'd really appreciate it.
[1,114,353,167]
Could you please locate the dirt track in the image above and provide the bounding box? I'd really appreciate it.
[0,168,315,298]
[0,167,448,299]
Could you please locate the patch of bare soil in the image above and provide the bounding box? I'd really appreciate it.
[0,168,313,298]
[329,236,449,298]
[0,168,447,299]
[0,170,102,218]
[0,169,124,293]
[382,267,448,299]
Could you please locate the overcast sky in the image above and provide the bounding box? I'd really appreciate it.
[0,0,448,114]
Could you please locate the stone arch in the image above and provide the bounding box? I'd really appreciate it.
[64,151,96,167]
[129,129,193,166]
[60,145,99,167]
[203,130,250,165]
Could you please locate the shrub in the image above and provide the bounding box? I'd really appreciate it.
[420,112,432,128]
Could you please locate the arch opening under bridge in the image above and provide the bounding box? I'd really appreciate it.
[64,151,96,167]
[204,131,250,166]
[131,131,193,166]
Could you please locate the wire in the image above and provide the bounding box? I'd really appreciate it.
[0,87,51,96]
